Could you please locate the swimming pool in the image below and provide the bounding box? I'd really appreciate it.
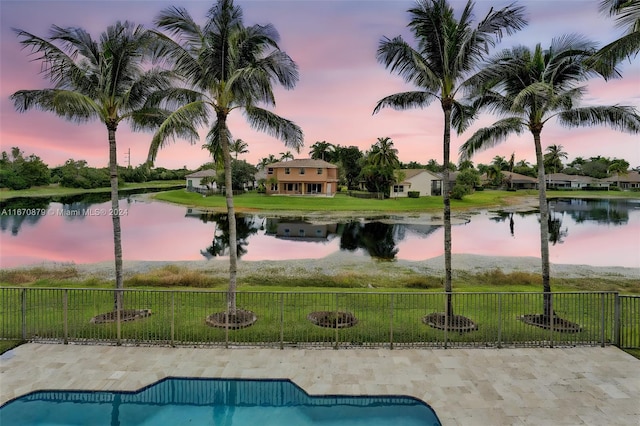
[0,378,441,425]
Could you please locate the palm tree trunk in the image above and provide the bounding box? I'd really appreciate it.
[533,129,552,319]
[107,123,124,312]
[442,102,453,319]
[219,114,238,315]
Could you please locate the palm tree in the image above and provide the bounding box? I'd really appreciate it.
[544,144,568,174]
[369,137,400,168]
[595,0,640,68]
[373,0,527,324]
[147,0,303,317]
[257,154,278,168]
[10,21,170,312]
[230,138,249,160]
[309,140,335,161]
[460,36,640,320]
[279,151,295,161]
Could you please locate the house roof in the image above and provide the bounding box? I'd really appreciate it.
[546,173,596,183]
[499,171,537,183]
[602,171,640,183]
[185,169,217,178]
[268,158,338,168]
[394,169,441,184]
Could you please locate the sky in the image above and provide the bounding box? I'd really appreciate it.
[1,0,638,171]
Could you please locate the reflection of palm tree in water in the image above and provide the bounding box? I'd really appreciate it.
[548,212,568,245]
[339,221,398,260]
[200,213,258,259]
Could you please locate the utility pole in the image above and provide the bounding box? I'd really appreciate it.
[124,148,131,168]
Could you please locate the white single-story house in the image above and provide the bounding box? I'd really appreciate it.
[603,171,640,189]
[545,173,609,189]
[390,169,442,197]
[185,169,218,192]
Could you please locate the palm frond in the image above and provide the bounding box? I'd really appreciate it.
[372,91,438,114]
[451,100,476,133]
[146,101,209,165]
[557,105,640,133]
[155,6,204,48]
[459,117,525,160]
[377,36,439,90]
[593,31,640,70]
[12,28,91,90]
[244,106,303,149]
[10,89,100,122]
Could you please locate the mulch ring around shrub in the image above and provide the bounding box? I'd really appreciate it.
[307,311,358,328]
[519,314,582,333]
[205,309,257,329]
[90,309,152,324]
[422,312,478,333]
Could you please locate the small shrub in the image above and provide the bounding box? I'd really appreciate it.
[126,265,221,288]
[407,191,420,198]
[450,184,470,200]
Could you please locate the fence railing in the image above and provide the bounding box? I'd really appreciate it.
[1,288,637,349]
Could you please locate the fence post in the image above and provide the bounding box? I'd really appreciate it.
[279,293,284,350]
[21,288,27,341]
[116,303,122,346]
[613,293,621,348]
[497,293,502,349]
[170,292,175,347]
[63,289,69,345]
[549,294,554,348]
[334,293,339,350]
[389,294,394,350]
[600,293,606,347]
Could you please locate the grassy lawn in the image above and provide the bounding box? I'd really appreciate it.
[154,189,533,213]
[153,188,639,214]
[0,181,184,201]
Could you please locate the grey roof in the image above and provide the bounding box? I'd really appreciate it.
[546,173,597,183]
[268,158,338,168]
[603,171,640,183]
[185,169,217,178]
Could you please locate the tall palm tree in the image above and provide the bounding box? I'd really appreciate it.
[230,138,249,160]
[374,0,527,321]
[147,0,303,317]
[369,137,400,168]
[309,140,335,161]
[460,36,640,320]
[10,21,170,311]
[595,0,640,68]
[544,144,568,174]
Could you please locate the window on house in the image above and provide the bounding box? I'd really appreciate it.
[306,183,322,193]
[298,229,305,236]
[393,185,404,193]
[270,183,278,191]
[285,168,290,175]
[299,168,305,175]
[267,168,273,175]
[317,168,322,175]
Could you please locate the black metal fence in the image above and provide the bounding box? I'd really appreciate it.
[1,288,637,349]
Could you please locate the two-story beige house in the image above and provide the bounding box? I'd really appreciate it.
[265,159,339,196]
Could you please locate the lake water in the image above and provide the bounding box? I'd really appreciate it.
[1,195,639,268]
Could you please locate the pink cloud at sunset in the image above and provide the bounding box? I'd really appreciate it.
[0,0,638,172]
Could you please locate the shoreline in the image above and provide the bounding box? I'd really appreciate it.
[12,252,640,281]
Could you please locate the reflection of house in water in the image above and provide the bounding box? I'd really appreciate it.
[550,198,630,225]
[266,218,338,242]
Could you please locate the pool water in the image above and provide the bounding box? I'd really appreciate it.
[0,378,441,425]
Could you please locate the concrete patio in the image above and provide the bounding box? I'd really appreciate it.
[1,343,639,425]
